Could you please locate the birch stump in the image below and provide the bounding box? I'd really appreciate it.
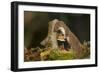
[40,19,59,49]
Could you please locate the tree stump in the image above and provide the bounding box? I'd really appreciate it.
[41,19,59,49]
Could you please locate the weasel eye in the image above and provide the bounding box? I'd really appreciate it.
[57,30,62,34]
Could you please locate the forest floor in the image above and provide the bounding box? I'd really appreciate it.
[24,47,90,62]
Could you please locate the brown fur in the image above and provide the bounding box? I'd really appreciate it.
[54,20,86,58]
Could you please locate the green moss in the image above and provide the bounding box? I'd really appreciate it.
[48,49,75,60]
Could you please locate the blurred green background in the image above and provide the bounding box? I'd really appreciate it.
[24,11,90,49]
